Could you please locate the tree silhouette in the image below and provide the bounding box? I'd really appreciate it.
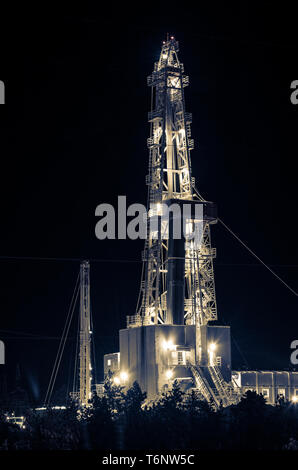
[1,383,298,450]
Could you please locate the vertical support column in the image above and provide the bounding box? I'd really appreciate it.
[166,210,185,325]
[272,371,275,404]
[288,371,292,401]
[196,325,208,366]
[79,260,91,407]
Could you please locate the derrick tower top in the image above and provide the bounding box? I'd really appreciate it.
[147,36,194,203]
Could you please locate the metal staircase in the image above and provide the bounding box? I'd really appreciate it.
[208,366,235,406]
[189,364,219,408]
[189,363,241,408]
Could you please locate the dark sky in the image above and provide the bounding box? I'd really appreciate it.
[0,3,297,404]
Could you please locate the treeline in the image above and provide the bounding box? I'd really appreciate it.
[1,377,298,450]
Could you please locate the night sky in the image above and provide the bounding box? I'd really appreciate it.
[0,3,297,405]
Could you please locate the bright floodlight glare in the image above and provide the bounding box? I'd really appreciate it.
[165,369,173,380]
[292,396,298,403]
[209,343,216,351]
[114,376,120,385]
[163,339,174,351]
[120,371,128,382]
[156,202,162,215]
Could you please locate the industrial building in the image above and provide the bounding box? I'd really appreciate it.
[101,37,298,407]
[232,371,298,405]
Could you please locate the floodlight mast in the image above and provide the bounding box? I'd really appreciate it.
[129,37,218,334]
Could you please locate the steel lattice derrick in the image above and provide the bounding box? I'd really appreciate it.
[79,260,92,406]
[184,222,217,326]
[131,37,218,328]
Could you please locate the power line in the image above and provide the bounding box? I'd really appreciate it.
[0,255,141,263]
[0,336,77,340]
[44,271,80,406]
[0,332,119,340]
[220,315,251,369]
[218,218,298,297]
[0,255,297,268]
[46,283,80,407]
[0,329,41,337]
[193,186,297,297]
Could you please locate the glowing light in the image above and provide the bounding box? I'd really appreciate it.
[185,221,193,236]
[5,415,26,429]
[114,376,120,385]
[208,343,217,366]
[149,306,156,316]
[162,54,167,59]
[120,371,128,382]
[150,203,163,218]
[292,396,298,403]
[162,339,175,351]
[165,369,173,380]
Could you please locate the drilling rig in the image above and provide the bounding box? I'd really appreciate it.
[45,260,94,409]
[69,260,93,407]
[104,37,298,407]
[43,37,298,410]
[103,37,241,407]
[79,260,92,407]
